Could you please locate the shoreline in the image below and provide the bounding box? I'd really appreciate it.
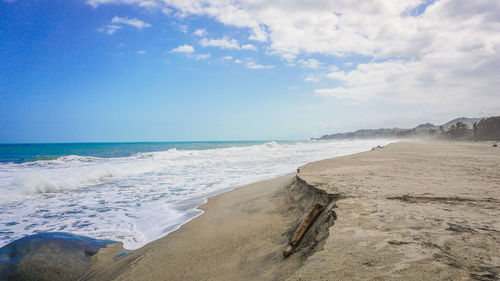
[82,172,336,280]
[85,140,499,281]
[2,140,498,280]
[0,139,395,251]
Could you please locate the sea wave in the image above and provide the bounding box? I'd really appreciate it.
[1,141,291,197]
[0,139,396,249]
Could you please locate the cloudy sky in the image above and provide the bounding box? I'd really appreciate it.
[1,0,499,142]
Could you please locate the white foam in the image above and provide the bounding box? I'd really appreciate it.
[0,139,395,249]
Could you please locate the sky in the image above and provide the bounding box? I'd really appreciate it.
[0,0,499,142]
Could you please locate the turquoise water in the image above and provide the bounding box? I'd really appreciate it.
[0,139,395,249]
[0,141,278,163]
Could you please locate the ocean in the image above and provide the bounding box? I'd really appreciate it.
[0,140,394,249]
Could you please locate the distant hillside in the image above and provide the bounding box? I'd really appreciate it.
[313,117,487,140]
[476,116,500,140]
[440,117,485,130]
[414,123,436,129]
[313,128,404,140]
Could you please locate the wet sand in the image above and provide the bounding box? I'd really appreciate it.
[83,174,323,281]
[84,140,500,281]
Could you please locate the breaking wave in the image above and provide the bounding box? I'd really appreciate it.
[0,139,395,249]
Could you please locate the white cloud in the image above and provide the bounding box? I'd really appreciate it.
[170,44,195,53]
[138,1,158,8]
[222,56,233,60]
[248,25,267,42]
[199,37,257,51]
[99,24,122,35]
[305,76,319,82]
[245,61,274,69]
[137,50,146,55]
[191,53,211,60]
[100,16,151,34]
[193,28,207,37]
[88,0,500,115]
[111,16,151,29]
[88,1,499,59]
[280,53,297,61]
[199,37,240,50]
[170,44,210,60]
[241,44,257,51]
[233,59,242,64]
[298,58,322,69]
[315,50,500,113]
[86,0,267,41]
[161,7,172,14]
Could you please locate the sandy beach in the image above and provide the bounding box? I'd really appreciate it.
[83,140,500,281]
[4,1,499,280]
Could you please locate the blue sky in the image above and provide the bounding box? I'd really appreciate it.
[1,0,499,142]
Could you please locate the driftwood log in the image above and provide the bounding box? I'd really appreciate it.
[283,203,325,257]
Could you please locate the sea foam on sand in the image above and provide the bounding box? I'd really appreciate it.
[0,139,394,249]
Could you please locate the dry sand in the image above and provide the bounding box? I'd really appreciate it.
[83,140,500,281]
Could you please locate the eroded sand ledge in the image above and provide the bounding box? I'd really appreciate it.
[84,140,500,281]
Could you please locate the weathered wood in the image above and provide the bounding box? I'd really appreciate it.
[283,203,325,257]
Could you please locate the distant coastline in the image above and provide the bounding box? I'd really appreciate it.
[313,116,500,141]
